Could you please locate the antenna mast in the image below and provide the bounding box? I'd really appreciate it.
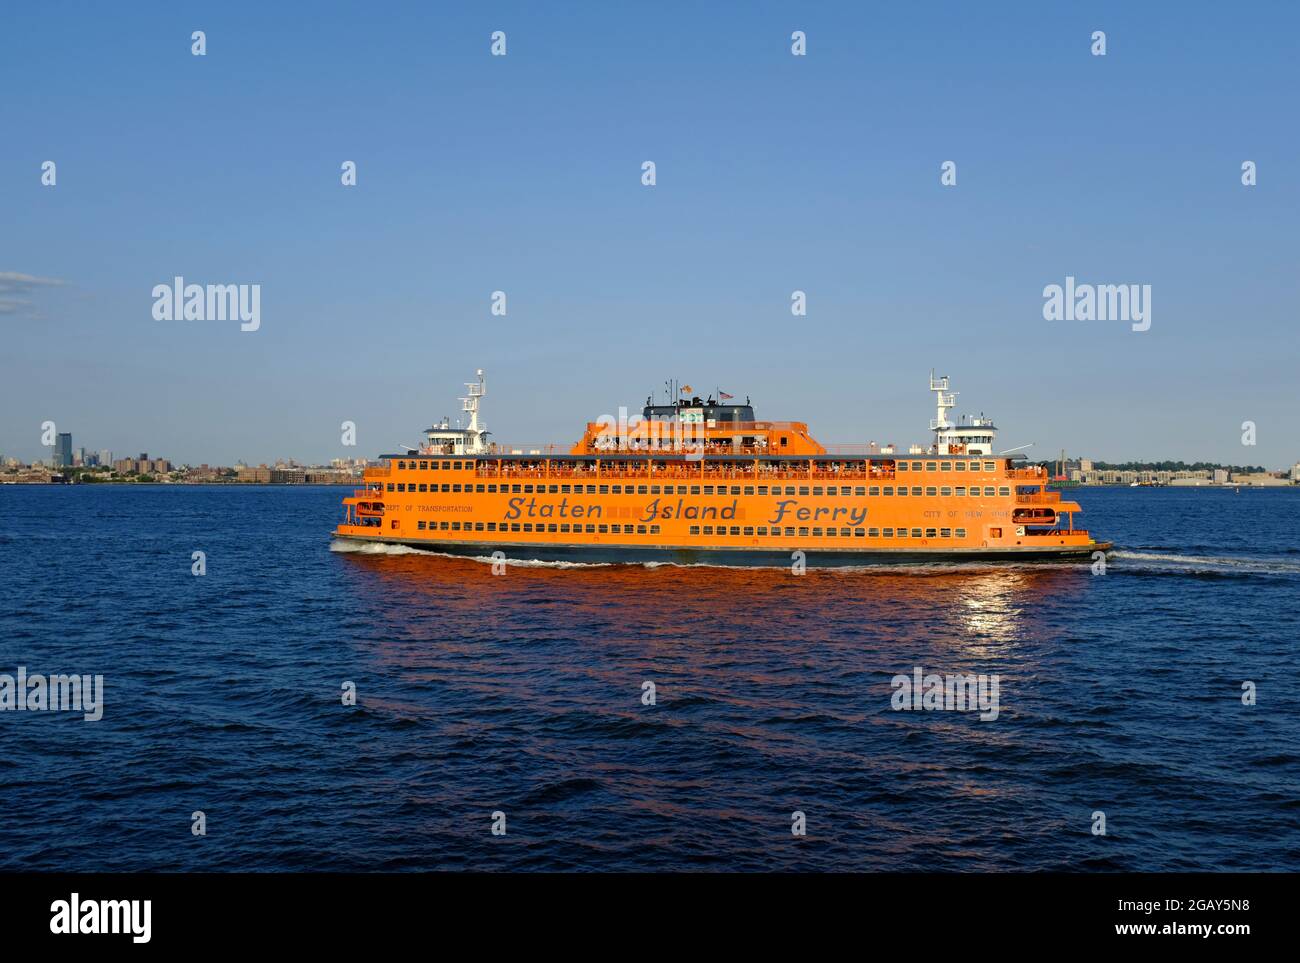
[461,369,486,436]
[929,370,957,448]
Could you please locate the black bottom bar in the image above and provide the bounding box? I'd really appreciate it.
[0,872,1277,947]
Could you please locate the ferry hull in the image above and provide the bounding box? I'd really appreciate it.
[333,532,1113,567]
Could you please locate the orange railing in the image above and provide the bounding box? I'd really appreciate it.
[363,462,1034,486]
[584,444,775,456]
[577,420,812,435]
[819,444,908,456]
[572,421,824,455]
[472,463,905,482]
[1016,492,1061,504]
[485,444,566,456]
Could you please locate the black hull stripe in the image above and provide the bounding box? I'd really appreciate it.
[333,534,1110,567]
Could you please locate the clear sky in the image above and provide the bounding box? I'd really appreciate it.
[2,1,1296,467]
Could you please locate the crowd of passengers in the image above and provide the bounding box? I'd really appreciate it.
[483,461,895,477]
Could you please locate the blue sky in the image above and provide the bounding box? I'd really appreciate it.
[2,1,1297,467]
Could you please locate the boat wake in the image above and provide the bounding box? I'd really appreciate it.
[330,539,433,556]
[329,539,612,568]
[1111,550,1300,576]
[330,540,1095,575]
[331,539,1300,578]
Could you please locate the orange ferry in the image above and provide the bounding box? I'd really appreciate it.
[333,371,1110,566]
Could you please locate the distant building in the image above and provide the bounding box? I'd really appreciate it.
[1079,458,1093,473]
[1234,472,1291,487]
[99,449,112,466]
[1214,469,1229,484]
[54,433,73,467]
[237,466,273,483]
[234,465,348,484]
[186,464,225,481]
[1291,463,1300,482]
[1077,467,1216,486]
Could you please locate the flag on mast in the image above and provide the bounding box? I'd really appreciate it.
[719,391,734,401]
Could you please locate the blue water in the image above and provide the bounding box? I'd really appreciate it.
[1,485,1297,871]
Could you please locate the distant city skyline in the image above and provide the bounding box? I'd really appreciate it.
[2,3,1297,467]
[4,426,1294,475]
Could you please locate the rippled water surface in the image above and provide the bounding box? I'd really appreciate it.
[1,485,1298,871]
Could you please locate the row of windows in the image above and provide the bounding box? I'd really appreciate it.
[410,518,973,539]
[408,515,972,540]
[686,526,970,539]
[877,486,1010,497]
[387,481,1011,497]
[416,520,662,534]
[397,460,466,471]
[897,461,997,473]
[394,483,475,493]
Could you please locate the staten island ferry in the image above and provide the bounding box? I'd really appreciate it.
[333,371,1111,566]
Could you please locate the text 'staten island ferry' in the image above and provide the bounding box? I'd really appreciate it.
[333,371,1111,566]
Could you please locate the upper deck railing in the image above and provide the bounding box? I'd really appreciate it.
[579,420,813,435]
[368,450,1031,483]
[572,419,826,456]
[467,461,1022,482]
[1016,491,1061,505]
[480,463,890,481]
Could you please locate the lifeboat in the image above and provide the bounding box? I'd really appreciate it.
[1012,507,1057,526]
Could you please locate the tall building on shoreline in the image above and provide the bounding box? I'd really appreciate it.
[54,433,73,468]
